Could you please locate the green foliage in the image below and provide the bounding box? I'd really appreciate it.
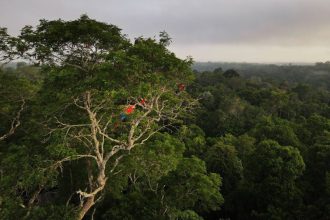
[115,132,186,189]
[97,140,222,220]
[251,116,301,148]
[179,124,207,157]
[27,205,76,220]
[223,69,240,78]
[0,69,38,136]
[241,140,305,219]
[1,15,330,220]
[188,65,329,219]
[171,210,204,220]
[205,136,243,194]
[302,131,330,218]
[163,157,224,213]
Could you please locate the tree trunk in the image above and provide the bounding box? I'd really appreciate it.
[77,196,95,220]
[77,165,106,220]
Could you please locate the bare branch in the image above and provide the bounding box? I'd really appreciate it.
[0,98,25,141]
[43,87,195,219]
[46,154,98,173]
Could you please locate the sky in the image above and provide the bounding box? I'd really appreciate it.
[1,0,330,63]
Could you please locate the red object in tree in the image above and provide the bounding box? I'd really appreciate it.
[140,98,146,105]
[178,83,185,91]
[125,105,135,114]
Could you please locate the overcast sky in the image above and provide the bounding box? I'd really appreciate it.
[1,0,330,63]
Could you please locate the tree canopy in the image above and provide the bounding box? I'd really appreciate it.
[0,15,329,220]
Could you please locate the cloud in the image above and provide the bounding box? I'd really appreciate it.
[1,0,330,62]
[171,44,330,63]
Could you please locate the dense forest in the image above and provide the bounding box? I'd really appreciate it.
[0,16,329,220]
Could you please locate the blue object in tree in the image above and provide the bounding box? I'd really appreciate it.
[120,113,127,121]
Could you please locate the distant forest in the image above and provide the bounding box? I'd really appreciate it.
[0,16,329,220]
[193,62,330,90]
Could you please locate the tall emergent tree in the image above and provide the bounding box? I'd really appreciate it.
[0,15,210,219]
